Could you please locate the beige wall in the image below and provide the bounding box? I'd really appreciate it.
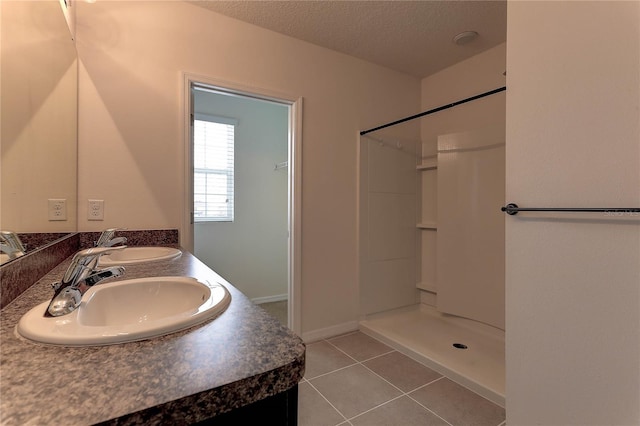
[506,2,639,424]
[75,1,420,335]
[421,43,506,141]
[1,0,77,233]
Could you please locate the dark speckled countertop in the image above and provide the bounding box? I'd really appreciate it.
[0,249,305,425]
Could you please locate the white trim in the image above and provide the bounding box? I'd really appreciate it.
[181,72,194,251]
[180,72,303,337]
[194,113,238,127]
[251,294,288,305]
[289,97,303,336]
[301,321,359,344]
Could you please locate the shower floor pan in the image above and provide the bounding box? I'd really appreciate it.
[359,303,505,407]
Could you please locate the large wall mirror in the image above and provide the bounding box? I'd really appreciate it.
[1,0,78,264]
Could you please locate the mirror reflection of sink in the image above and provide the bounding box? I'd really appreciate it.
[17,276,231,346]
[98,246,181,266]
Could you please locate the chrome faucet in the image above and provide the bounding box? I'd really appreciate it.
[0,231,26,255]
[46,246,127,317]
[94,228,127,247]
[1,243,25,260]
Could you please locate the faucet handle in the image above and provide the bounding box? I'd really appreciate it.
[62,245,127,285]
[103,236,127,247]
[95,228,126,247]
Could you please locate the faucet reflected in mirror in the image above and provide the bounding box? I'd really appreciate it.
[46,246,126,317]
[0,231,76,266]
[0,231,26,262]
[94,228,128,248]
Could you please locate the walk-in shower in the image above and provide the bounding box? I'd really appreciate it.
[358,84,507,406]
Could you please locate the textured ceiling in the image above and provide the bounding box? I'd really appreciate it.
[189,0,507,78]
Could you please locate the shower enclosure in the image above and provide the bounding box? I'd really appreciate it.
[358,84,506,406]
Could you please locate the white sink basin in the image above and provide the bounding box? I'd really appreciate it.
[98,246,181,266]
[17,276,231,346]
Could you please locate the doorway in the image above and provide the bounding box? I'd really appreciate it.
[182,74,302,333]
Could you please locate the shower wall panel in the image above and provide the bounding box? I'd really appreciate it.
[436,125,505,329]
[359,137,419,316]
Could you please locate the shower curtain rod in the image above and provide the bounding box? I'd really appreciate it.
[360,86,506,136]
[501,203,640,216]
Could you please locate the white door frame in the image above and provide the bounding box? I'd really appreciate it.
[181,72,302,334]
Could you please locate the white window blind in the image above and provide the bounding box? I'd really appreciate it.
[193,114,236,222]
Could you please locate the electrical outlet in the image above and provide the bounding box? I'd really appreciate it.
[48,199,67,221]
[88,199,104,221]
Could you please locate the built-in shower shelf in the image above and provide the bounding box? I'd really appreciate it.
[417,159,437,170]
[416,282,437,293]
[417,222,437,230]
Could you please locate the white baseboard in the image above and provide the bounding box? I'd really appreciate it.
[251,294,288,305]
[301,321,359,343]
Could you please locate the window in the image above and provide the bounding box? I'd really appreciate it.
[193,114,236,222]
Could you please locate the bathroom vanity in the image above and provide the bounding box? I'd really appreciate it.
[0,248,305,425]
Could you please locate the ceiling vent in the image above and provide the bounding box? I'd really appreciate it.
[452,31,479,46]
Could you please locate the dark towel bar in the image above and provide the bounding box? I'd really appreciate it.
[501,203,640,216]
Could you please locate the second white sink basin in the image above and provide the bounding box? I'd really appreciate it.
[98,246,181,266]
[17,276,231,346]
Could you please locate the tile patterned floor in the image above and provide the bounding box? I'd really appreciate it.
[259,300,288,326]
[299,331,505,426]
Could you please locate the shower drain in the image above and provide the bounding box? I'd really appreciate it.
[452,343,468,349]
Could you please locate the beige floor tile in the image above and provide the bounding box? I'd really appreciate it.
[409,378,505,426]
[298,381,346,426]
[309,364,402,419]
[363,351,443,392]
[305,340,357,379]
[350,396,449,426]
[258,300,288,326]
[327,332,393,361]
